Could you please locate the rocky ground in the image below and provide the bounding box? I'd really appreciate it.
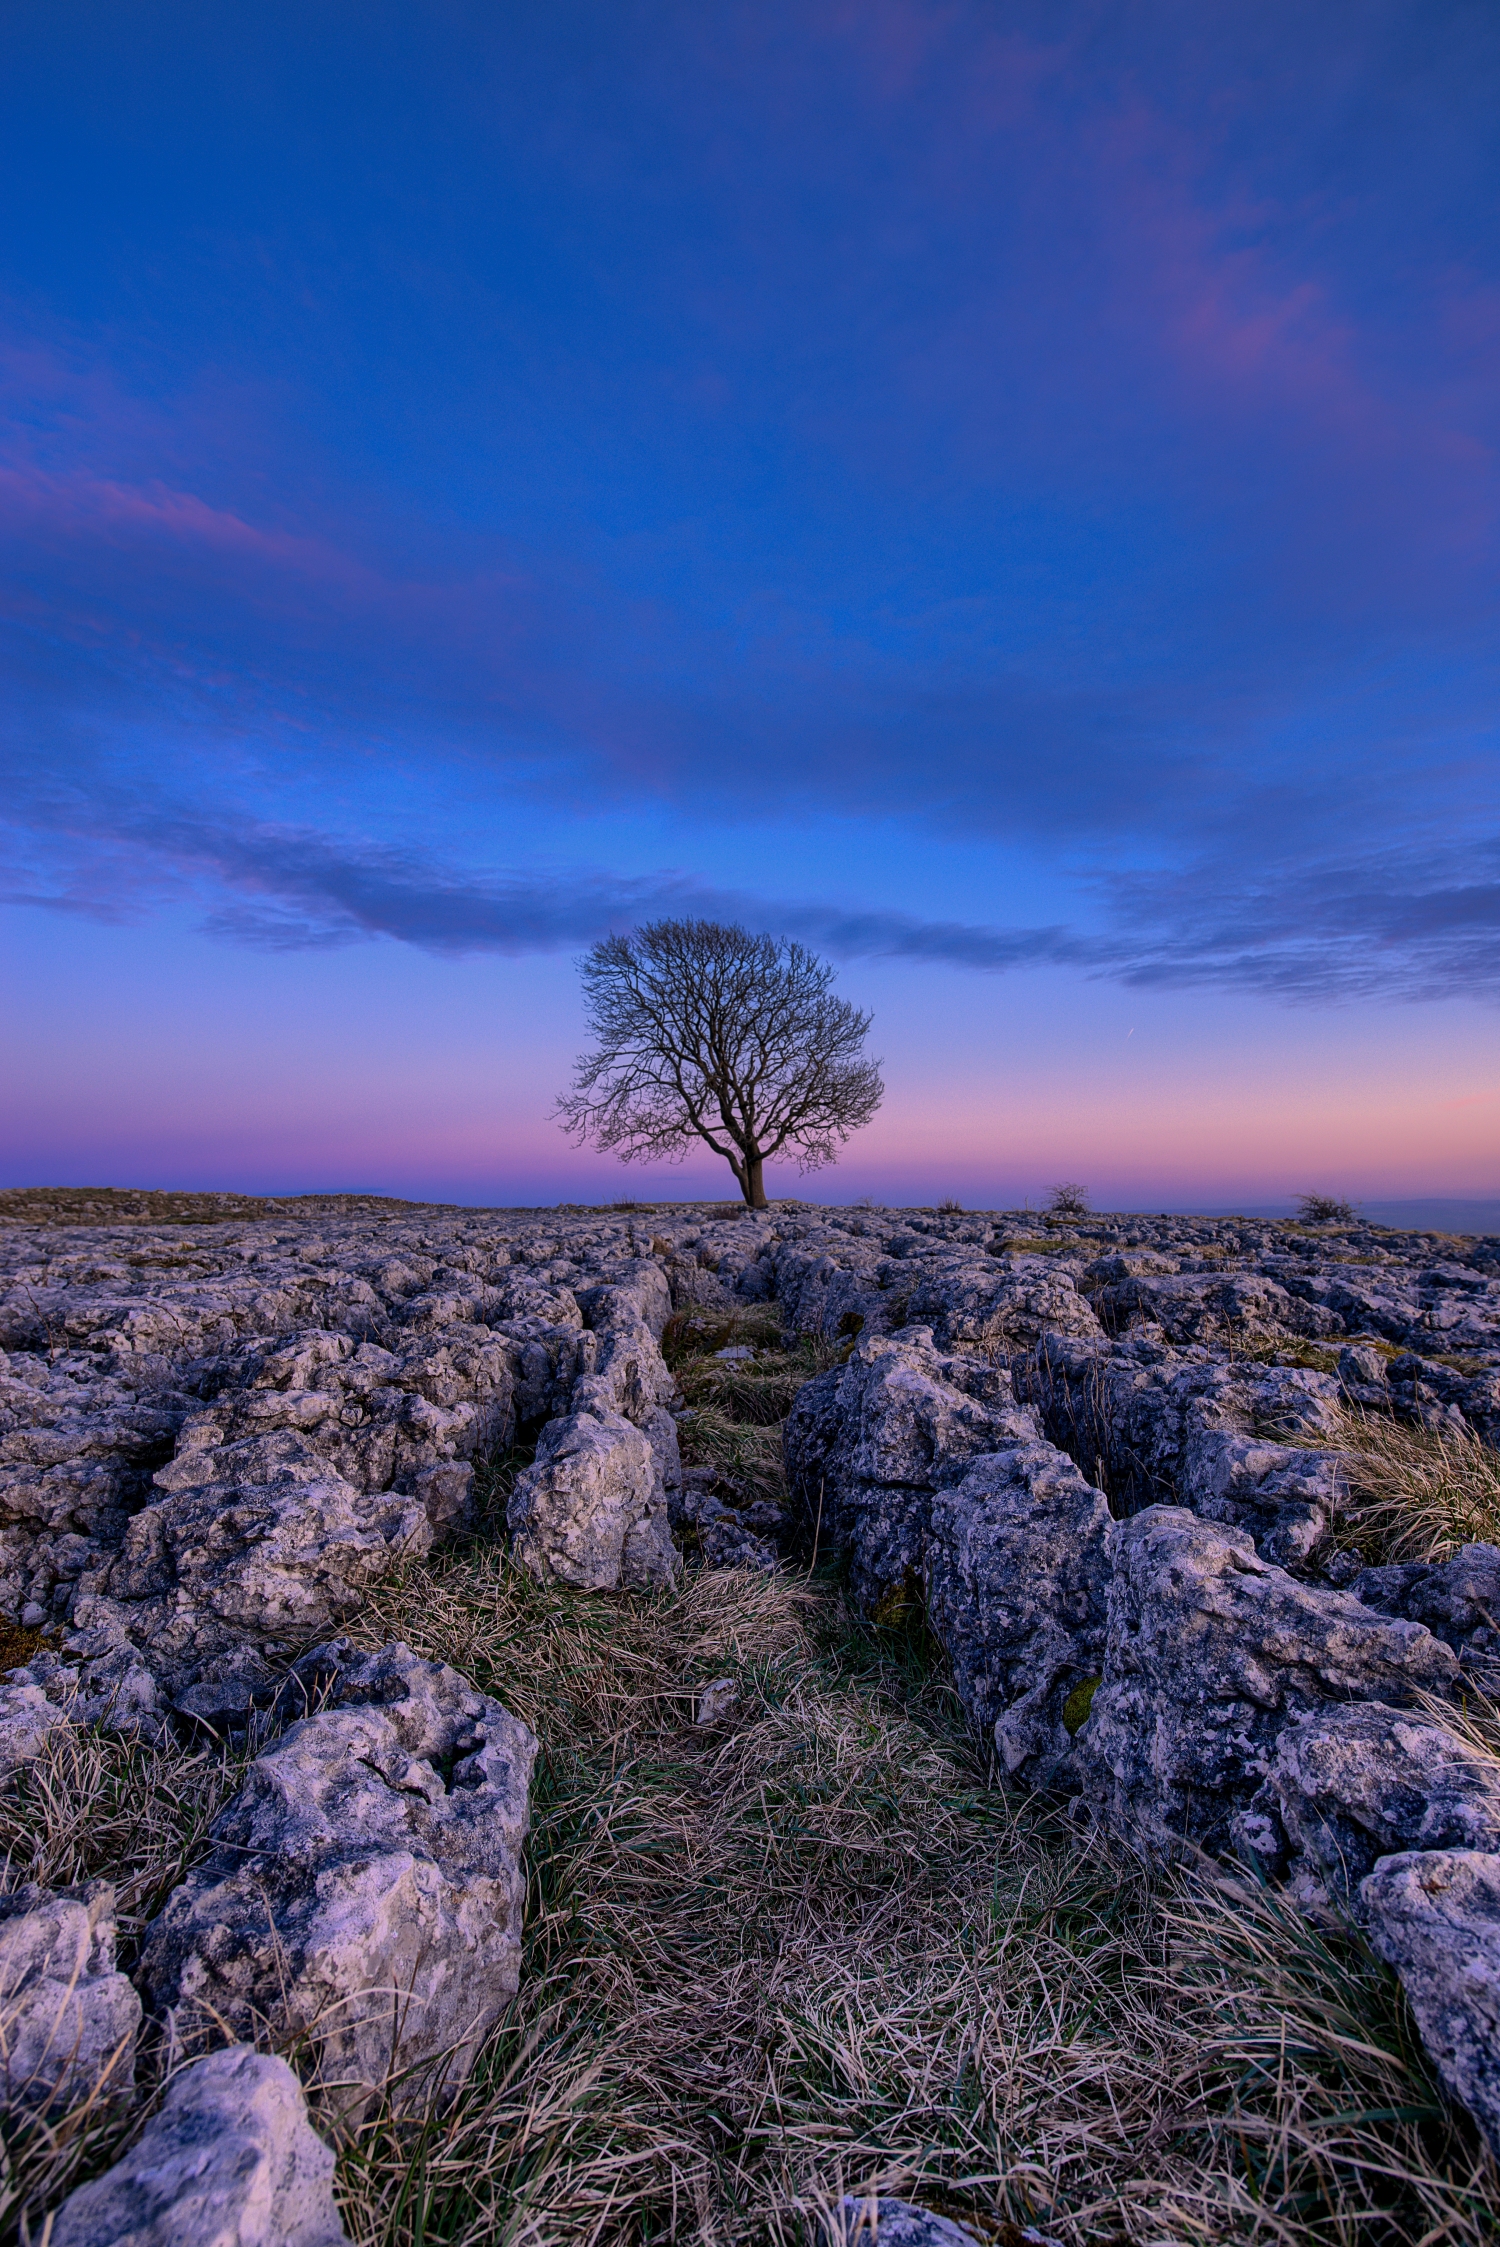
[2,1188,1500,2244]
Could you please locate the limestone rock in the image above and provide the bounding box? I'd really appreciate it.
[670,1476,784,1572]
[138,1644,537,2118]
[669,1261,737,1311]
[0,1881,139,2113]
[508,1410,678,1590]
[1078,1508,1460,1855]
[1361,1849,1500,2159]
[73,1432,432,1705]
[1239,1702,1500,1902]
[1094,1270,1333,1348]
[783,1330,1037,1605]
[48,2043,347,2247]
[13,1638,164,1735]
[772,1244,892,1343]
[567,1307,677,1429]
[1351,1545,1500,1692]
[926,1442,1111,1786]
[1026,1337,1345,1566]
[0,1377,197,1625]
[695,1677,739,1725]
[0,1678,74,1777]
[906,1256,1104,1352]
[826,2198,993,2246]
[5,1197,1499,2155]
[169,1326,523,1500]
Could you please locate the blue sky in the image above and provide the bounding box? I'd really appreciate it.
[3,0,1497,1206]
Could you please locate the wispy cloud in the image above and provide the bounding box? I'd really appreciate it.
[5,779,1495,1002]
[3,1,1499,1033]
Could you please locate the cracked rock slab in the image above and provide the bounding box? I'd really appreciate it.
[508,1409,678,1590]
[137,1644,537,2118]
[1361,1849,1500,2161]
[784,1329,1039,1606]
[926,1442,1111,1787]
[72,1432,433,1708]
[1078,1507,1461,1856]
[1239,1702,1500,1905]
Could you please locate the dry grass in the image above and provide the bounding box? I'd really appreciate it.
[1324,1409,1500,1564]
[666,1311,839,1502]
[0,1725,256,2237]
[2,1557,1494,2245]
[675,1408,788,1501]
[0,1725,254,1959]
[310,1555,1495,2247]
[5,1326,1500,2244]
[1227,1339,1344,1376]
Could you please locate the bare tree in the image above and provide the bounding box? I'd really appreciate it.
[1046,1182,1090,1217]
[556,919,883,1209]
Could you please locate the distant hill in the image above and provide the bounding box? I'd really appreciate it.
[1198,1197,1500,1236]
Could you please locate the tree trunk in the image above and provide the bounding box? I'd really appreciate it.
[743,1151,768,1209]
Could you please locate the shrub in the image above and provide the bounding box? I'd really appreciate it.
[1046,1182,1090,1217]
[1297,1193,1359,1224]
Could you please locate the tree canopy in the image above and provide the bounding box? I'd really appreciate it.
[556,919,883,1208]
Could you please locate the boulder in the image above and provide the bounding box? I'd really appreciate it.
[508,1410,678,1590]
[0,1881,139,2113]
[925,1443,1110,1786]
[670,1478,783,1572]
[1361,1849,1500,2160]
[772,1246,891,1343]
[138,1644,537,2118]
[1078,1508,1461,1855]
[1239,1703,1500,1903]
[1026,1338,1345,1566]
[1351,1545,1500,1693]
[12,1639,164,1735]
[70,1432,433,1707]
[48,2043,348,2247]
[567,1315,677,1429]
[0,1677,74,1777]
[825,2199,1004,2246]
[783,1331,1037,1606]
[906,1257,1103,1352]
[668,1261,737,1313]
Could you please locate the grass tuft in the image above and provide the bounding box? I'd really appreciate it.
[1325,1408,1500,1564]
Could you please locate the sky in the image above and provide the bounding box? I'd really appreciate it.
[2,0,1497,1212]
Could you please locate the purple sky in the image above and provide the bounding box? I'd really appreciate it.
[3,1,1497,1209]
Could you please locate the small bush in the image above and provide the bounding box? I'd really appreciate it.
[937,1197,963,1215]
[1297,1193,1359,1224]
[1046,1182,1090,1217]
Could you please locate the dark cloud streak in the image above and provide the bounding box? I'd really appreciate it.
[5,781,1496,1003]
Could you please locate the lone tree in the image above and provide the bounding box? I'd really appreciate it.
[556,919,883,1209]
